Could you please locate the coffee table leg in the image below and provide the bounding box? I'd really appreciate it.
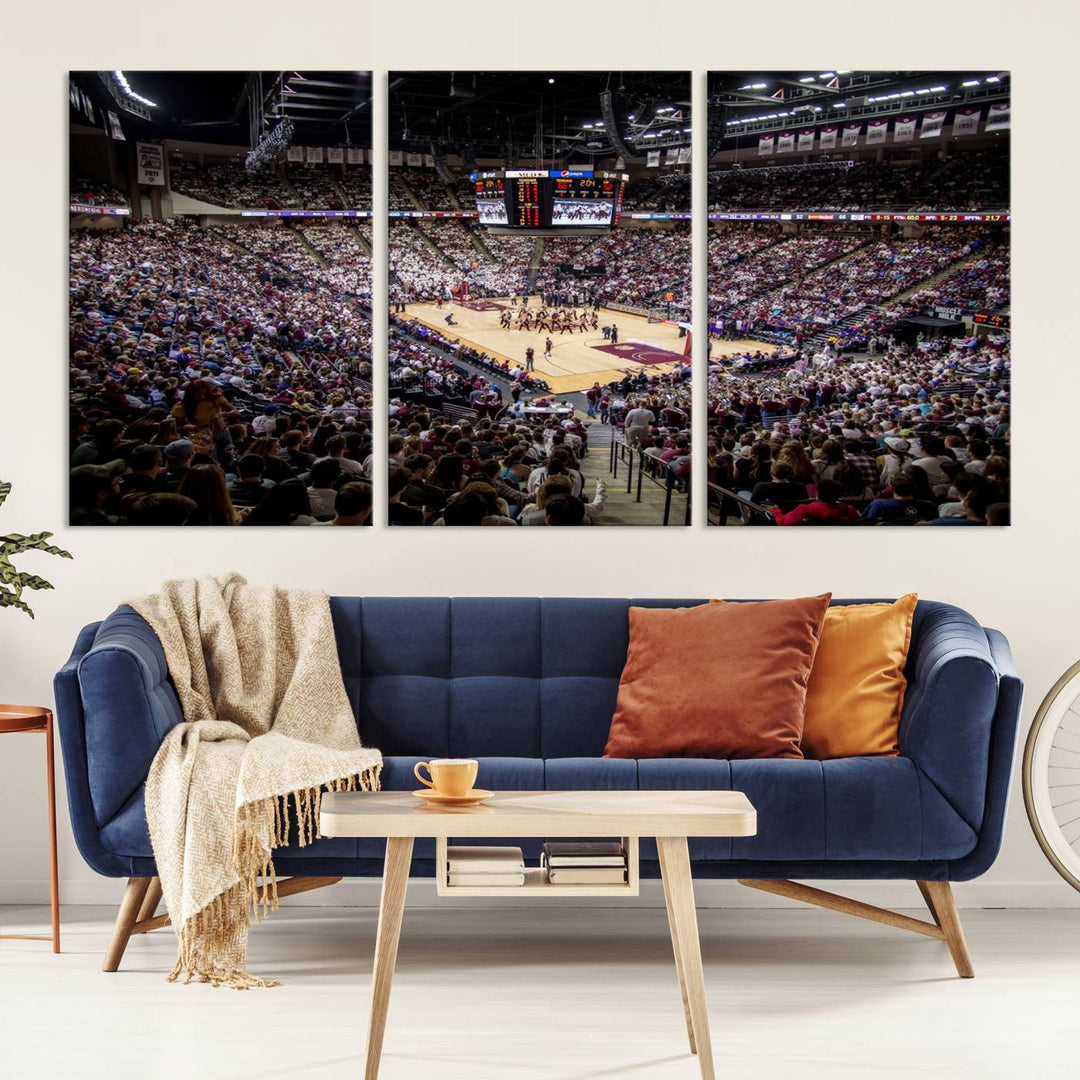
[657,841,697,1055]
[657,836,713,1080]
[366,836,414,1080]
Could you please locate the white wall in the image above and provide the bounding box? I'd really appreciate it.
[2,2,1078,910]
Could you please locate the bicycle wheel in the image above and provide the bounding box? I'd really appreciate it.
[1023,659,1080,892]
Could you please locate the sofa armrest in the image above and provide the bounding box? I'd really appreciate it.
[899,602,1001,833]
[946,628,1024,880]
[74,606,183,829]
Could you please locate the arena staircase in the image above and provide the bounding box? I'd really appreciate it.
[352,226,372,258]
[329,176,351,209]
[279,174,302,207]
[295,229,327,269]
[887,249,981,306]
[445,185,463,210]
[574,425,689,527]
[398,176,424,211]
[466,226,495,262]
[413,222,460,269]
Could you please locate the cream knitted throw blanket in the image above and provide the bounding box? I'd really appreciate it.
[130,574,382,988]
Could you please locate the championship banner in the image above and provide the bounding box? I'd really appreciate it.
[327,147,344,164]
[306,146,324,163]
[893,116,916,142]
[866,119,888,144]
[777,131,795,154]
[819,126,838,149]
[953,107,981,136]
[920,111,946,139]
[346,147,363,164]
[677,145,691,164]
[985,102,1011,131]
[406,152,422,166]
[287,146,304,162]
[797,129,815,152]
[107,111,125,141]
[389,150,404,166]
[665,147,679,165]
[136,142,165,186]
[841,123,861,147]
[758,134,775,156]
[647,149,660,167]
[424,153,435,167]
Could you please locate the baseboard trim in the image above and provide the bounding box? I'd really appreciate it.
[3,877,1079,909]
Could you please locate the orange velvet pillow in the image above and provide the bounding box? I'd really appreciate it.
[710,593,918,758]
[603,595,832,760]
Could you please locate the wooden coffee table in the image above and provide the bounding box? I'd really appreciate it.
[319,789,757,1080]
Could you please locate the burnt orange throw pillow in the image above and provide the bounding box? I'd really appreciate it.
[801,594,918,758]
[603,595,832,760]
[710,593,918,758]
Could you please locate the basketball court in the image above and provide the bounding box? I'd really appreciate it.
[400,296,690,393]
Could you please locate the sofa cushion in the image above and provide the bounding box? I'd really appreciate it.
[604,596,831,760]
[801,594,918,759]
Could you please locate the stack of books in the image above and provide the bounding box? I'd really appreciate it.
[541,841,628,885]
[446,845,525,887]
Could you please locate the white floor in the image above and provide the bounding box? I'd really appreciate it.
[1,903,1077,1079]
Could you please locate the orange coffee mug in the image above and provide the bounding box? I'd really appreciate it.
[414,758,479,797]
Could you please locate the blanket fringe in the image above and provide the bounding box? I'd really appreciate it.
[172,764,381,988]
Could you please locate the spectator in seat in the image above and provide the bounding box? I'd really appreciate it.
[389,466,424,525]
[773,479,860,525]
[306,458,343,520]
[178,464,242,526]
[861,470,938,524]
[750,461,809,514]
[243,478,316,526]
[228,454,274,509]
[321,481,372,526]
[544,493,586,526]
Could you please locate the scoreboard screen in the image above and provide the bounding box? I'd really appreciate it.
[514,178,541,227]
[474,177,508,225]
[470,170,627,230]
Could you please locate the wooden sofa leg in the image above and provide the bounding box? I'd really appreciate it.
[738,878,975,978]
[103,877,151,972]
[136,877,163,924]
[917,881,974,978]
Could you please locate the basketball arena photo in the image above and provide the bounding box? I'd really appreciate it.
[705,71,1010,526]
[387,71,692,526]
[68,71,375,526]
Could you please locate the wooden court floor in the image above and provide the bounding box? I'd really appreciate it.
[400,296,689,393]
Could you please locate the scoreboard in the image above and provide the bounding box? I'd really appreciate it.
[515,178,541,227]
[474,177,508,226]
[472,169,628,230]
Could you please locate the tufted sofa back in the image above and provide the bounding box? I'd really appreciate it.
[333,597,703,759]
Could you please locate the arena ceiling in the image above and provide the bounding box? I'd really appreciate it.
[708,70,1010,150]
[69,71,372,148]
[388,71,692,161]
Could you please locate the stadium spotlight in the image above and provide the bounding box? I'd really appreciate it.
[548,78,556,84]
[114,71,157,109]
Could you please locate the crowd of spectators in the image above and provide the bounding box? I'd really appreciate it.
[69,219,375,525]
[168,159,372,210]
[712,225,1001,345]
[622,172,691,212]
[389,168,460,210]
[707,146,1009,212]
[709,226,869,326]
[386,405,607,526]
[71,175,129,207]
[707,333,1010,526]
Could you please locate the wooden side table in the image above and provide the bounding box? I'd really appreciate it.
[0,705,60,953]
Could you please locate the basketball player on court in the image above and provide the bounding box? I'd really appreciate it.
[544,336,553,361]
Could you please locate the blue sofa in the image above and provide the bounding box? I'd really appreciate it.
[54,597,1023,975]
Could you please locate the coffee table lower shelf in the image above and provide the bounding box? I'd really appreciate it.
[435,835,640,897]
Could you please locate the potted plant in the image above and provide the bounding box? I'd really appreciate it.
[0,480,73,617]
